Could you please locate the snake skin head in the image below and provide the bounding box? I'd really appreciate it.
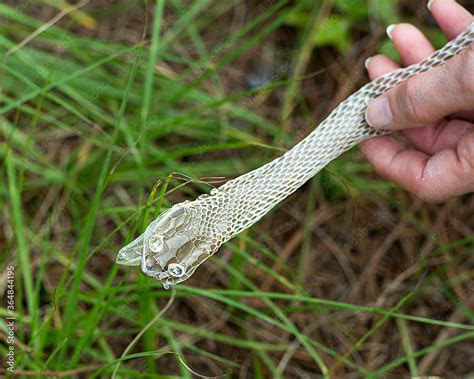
[117,204,214,289]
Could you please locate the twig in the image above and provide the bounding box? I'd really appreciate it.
[4,0,90,61]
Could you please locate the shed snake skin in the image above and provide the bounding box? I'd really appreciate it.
[117,22,474,289]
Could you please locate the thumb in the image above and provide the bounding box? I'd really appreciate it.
[365,45,474,131]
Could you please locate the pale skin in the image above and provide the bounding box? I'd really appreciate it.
[361,0,474,202]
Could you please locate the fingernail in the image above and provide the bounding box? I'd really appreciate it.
[386,24,396,40]
[366,97,393,129]
[364,56,373,71]
[427,0,434,11]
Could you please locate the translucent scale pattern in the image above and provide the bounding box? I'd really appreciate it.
[117,23,474,289]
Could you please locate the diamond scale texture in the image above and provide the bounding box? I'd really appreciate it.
[117,23,474,288]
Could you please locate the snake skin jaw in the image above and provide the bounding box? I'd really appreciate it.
[116,233,144,266]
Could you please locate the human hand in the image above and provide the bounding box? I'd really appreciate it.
[360,0,474,202]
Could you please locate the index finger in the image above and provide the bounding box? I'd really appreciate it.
[429,0,473,39]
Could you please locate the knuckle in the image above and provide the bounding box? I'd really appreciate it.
[412,164,447,203]
[397,77,424,125]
